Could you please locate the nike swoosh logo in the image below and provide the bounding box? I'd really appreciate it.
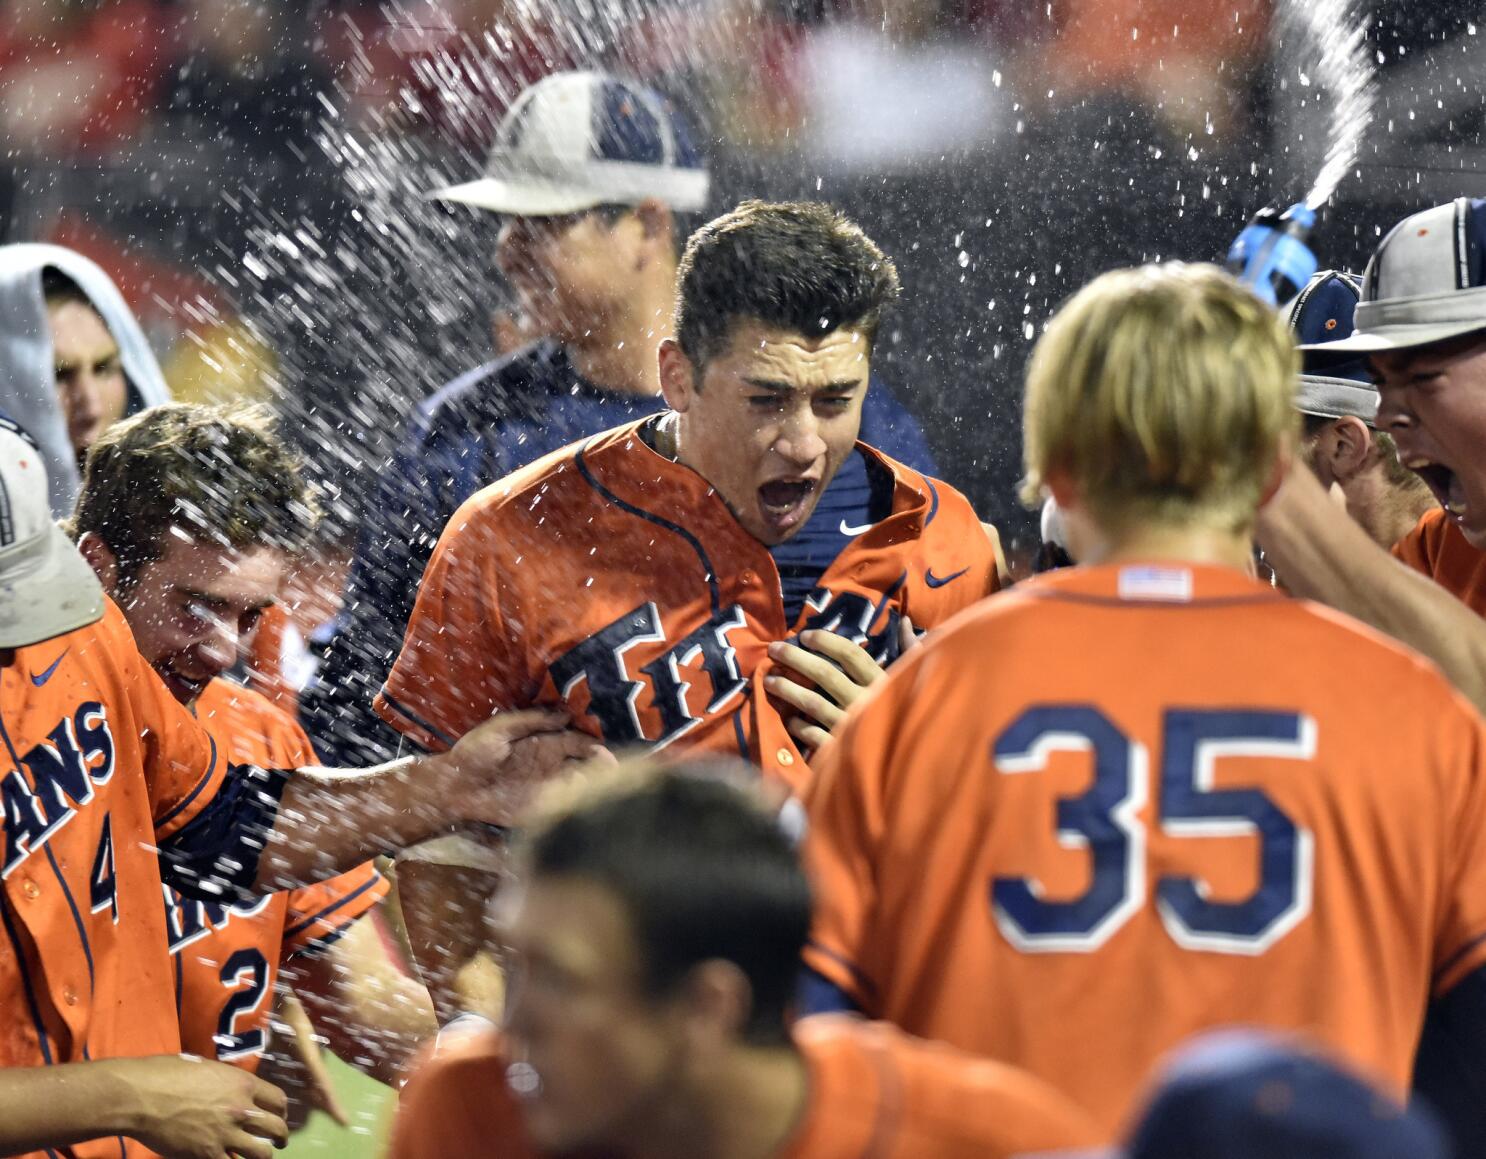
[925,567,969,589]
[840,520,875,536]
[30,649,68,686]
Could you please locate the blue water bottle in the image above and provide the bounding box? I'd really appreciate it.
[1226,202,1318,306]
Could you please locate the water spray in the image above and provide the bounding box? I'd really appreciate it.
[1227,0,1377,304]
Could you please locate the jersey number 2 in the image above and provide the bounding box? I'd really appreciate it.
[991,706,1315,955]
[215,948,271,1061]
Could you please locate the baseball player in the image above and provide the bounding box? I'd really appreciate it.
[1285,270,1433,550]
[1255,197,1486,714]
[801,263,1486,1138]
[373,200,999,1017]
[0,413,594,1157]
[69,405,435,1093]
[388,761,1101,1159]
[301,69,941,768]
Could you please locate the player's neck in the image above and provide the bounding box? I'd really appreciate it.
[566,281,673,399]
[622,1044,807,1159]
[1084,521,1257,573]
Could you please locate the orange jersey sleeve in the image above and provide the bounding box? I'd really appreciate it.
[804,561,1486,1136]
[171,680,387,1067]
[376,490,528,751]
[390,1022,542,1159]
[782,1016,1100,1159]
[1392,507,1486,617]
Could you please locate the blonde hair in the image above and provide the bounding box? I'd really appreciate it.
[1022,263,1299,533]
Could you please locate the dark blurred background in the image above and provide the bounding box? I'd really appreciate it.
[4,0,1483,558]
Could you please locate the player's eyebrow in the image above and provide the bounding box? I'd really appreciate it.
[743,377,863,394]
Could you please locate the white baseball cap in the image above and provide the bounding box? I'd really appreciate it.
[1300,197,1486,355]
[428,71,710,216]
[0,417,104,648]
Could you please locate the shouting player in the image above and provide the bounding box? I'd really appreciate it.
[303,70,939,767]
[70,405,435,1097]
[376,199,999,1018]
[801,262,1486,1137]
[389,760,1100,1159]
[0,414,596,1158]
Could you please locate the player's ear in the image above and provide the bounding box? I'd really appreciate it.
[1328,416,1372,480]
[679,959,752,1046]
[658,339,699,413]
[633,199,673,256]
[76,531,121,595]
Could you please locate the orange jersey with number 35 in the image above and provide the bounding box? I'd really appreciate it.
[805,563,1486,1137]
[167,678,387,1068]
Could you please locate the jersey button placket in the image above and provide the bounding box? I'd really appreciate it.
[777,747,796,767]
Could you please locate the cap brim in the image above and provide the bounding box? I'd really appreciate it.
[427,177,609,216]
[1294,374,1379,424]
[0,524,104,648]
[1299,319,1486,355]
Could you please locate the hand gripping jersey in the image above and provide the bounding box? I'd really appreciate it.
[388,1014,1099,1159]
[0,601,228,1159]
[804,563,1486,1137]
[1393,507,1486,617]
[376,419,996,791]
[166,678,386,1068]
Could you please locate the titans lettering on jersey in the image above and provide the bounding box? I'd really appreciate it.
[552,589,905,747]
[1,702,116,878]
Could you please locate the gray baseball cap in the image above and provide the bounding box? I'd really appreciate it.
[428,71,710,216]
[1300,197,1486,355]
[0,417,104,648]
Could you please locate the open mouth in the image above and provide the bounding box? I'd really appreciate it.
[757,478,818,532]
[156,665,210,705]
[1410,459,1469,523]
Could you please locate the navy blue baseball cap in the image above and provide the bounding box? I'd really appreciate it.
[1300,197,1486,355]
[429,70,709,216]
[1285,270,1377,424]
[1124,1032,1450,1159]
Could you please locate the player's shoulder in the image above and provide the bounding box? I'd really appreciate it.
[403,1016,512,1095]
[413,341,572,439]
[444,418,656,529]
[859,442,977,528]
[796,1015,1100,1154]
[195,677,315,764]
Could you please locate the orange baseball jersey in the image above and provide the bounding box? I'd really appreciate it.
[376,420,996,791]
[804,562,1486,1137]
[1,599,228,1158]
[389,1015,1099,1159]
[1393,507,1486,617]
[166,677,386,1068]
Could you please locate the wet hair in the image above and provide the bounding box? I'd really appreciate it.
[69,403,318,587]
[522,760,811,1047]
[41,267,100,315]
[1023,263,1298,534]
[674,200,900,369]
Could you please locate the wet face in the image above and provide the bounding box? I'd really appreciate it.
[495,208,643,344]
[661,321,870,546]
[48,300,127,457]
[501,876,683,1153]
[1373,335,1486,549]
[106,539,285,705]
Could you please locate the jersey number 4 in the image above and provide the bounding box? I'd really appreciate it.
[992,706,1315,955]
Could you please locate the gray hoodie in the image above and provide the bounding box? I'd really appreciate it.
[0,244,171,517]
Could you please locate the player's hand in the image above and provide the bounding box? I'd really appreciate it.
[765,620,918,751]
[443,709,612,829]
[110,1054,288,1159]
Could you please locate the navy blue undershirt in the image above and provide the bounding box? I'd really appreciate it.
[770,450,894,625]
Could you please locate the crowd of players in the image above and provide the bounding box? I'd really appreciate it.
[4,63,1486,1159]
